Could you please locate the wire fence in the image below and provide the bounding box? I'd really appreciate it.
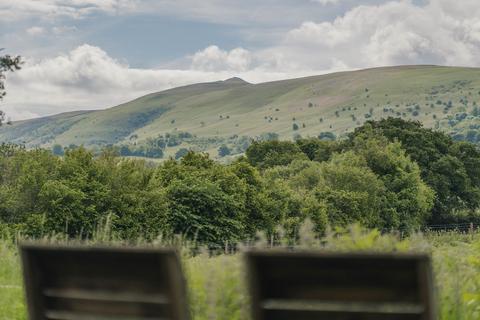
[2,222,479,258]
[197,222,480,255]
[424,222,478,232]
[1,223,478,289]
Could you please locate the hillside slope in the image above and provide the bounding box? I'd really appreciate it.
[2,65,480,153]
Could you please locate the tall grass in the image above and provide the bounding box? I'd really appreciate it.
[1,224,479,320]
[0,240,25,320]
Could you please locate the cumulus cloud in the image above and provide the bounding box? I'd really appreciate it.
[4,44,314,120]
[191,46,253,72]
[282,0,480,69]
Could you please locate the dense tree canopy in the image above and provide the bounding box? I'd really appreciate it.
[350,118,480,224]
[0,118,478,243]
[246,140,307,169]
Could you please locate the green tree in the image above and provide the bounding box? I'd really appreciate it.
[0,146,58,225]
[175,148,189,159]
[153,155,248,244]
[246,140,307,169]
[52,144,64,156]
[218,144,231,157]
[38,148,108,236]
[351,134,434,229]
[350,118,480,223]
[319,132,336,141]
[229,159,275,236]
[296,138,338,161]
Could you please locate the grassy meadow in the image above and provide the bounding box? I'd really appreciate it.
[1,226,480,320]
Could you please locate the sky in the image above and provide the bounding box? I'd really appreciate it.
[2,0,480,120]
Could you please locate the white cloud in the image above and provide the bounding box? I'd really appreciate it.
[0,0,137,21]
[279,0,480,69]
[312,0,340,5]
[191,46,253,72]
[25,26,45,36]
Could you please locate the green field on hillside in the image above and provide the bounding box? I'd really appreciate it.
[3,66,480,159]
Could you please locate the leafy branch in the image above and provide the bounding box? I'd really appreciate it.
[0,49,23,125]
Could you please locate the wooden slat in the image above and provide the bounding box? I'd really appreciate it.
[43,288,169,304]
[261,299,424,314]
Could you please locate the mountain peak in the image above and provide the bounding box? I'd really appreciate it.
[223,77,249,85]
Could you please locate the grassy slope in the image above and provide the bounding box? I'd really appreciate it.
[2,65,480,149]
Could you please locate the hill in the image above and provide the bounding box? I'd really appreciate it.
[2,65,480,157]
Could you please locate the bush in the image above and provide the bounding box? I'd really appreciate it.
[318,132,336,141]
[52,144,64,156]
[218,145,231,157]
[175,148,189,159]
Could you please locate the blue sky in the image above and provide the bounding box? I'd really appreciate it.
[1,0,479,120]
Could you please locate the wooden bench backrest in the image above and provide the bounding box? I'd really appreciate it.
[246,251,436,320]
[20,245,189,320]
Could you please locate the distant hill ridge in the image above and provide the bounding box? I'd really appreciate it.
[2,65,480,155]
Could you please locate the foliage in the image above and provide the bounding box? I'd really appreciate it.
[245,140,307,169]
[0,147,290,243]
[350,118,480,224]
[0,50,22,125]
[0,51,22,101]
[0,117,479,244]
[52,144,64,156]
[175,148,189,159]
[318,131,336,141]
[218,144,231,157]
[157,154,248,244]
[295,138,339,162]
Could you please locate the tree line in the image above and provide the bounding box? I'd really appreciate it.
[0,118,479,244]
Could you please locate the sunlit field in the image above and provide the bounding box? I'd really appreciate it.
[1,226,479,320]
